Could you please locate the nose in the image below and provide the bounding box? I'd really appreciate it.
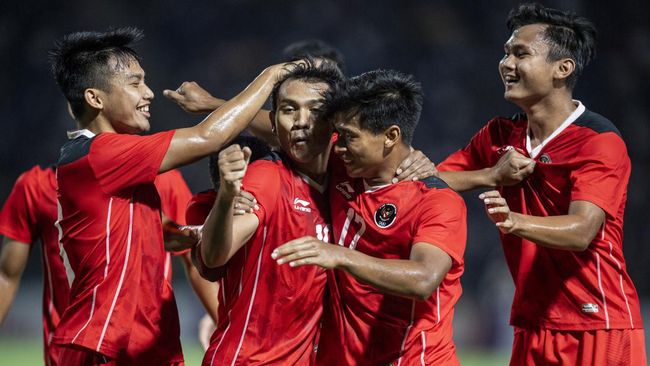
[499,54,515,72]
[143,82,154,100]
[293,107,310,128]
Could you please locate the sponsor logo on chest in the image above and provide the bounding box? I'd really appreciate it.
[336,181,354,200]
[293,197,312,213]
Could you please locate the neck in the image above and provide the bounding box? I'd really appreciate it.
[292,147,332,186]
[518,91,576,143]
[363,144,410,187]
[79,115,116,135]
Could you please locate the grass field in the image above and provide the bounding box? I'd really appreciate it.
[0,338,509,365]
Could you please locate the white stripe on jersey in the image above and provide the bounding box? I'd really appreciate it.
[229,226,268,366]
[595,252,610,329]
[97,199,134,352]
[396,300,416,366]
[608,241,634,328]
[420,331,426,366]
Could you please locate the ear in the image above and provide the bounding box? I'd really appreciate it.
[554,58,576,83]
[84,88,104,110]
[384,125,401,149]
[269,110,277,134]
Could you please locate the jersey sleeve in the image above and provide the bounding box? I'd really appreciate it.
[413,189,467,266]
[0,167,42,244]
[241,160,282,225]
[437,121,495,172]
[155,169,192,226]
[185,191,216,226]
[570,133,630,217]
[88,130,175,195]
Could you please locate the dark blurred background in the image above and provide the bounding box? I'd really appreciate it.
[0,0,648,362]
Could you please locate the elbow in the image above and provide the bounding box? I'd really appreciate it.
[203,253,229,268]
[570,238,592,252]
[412,274,443,301]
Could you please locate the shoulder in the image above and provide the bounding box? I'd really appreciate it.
[573,109,622,137]
[58,135,95,166]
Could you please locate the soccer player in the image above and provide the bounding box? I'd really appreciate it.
[273,70,467,365]
[0,164,193,366]
[436,3,646,365]
[194,62,343,365]
[184,135,272,350]
[48,27,293,365]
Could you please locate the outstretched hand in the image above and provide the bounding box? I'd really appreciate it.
[272,236,346,269]
[479,190,518,234]
[393,148,438,183]
[163,81,223,114]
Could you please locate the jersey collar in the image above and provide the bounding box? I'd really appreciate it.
[66,129,96,140]
[297,171,328,194]
[525,100,585,159]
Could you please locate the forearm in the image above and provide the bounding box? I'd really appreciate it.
[438,169,496,192]
[338,250,442,301]
[509,213,598,251]
[0,274,20,325]
[247,110,279,148]
[180,253,219,322]
[201,192,236,267]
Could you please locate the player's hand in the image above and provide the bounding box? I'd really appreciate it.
[233,190,259,215]
[218,144,252,198]
[197,313,217,351]
[480,190,518,234]
[163,222,200,252]
[392,148,438,184]
[490,148,535,186]
[163,81,224,114]
[272,236,346,269]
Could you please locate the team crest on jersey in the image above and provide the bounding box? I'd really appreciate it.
[374,203,397,228]
[539,153,552,164]
[336,181,354,200]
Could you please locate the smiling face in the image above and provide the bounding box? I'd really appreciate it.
[499,23,558,106]
[100,59,154,134]
[271,79,333,164]
[333,112,388,179]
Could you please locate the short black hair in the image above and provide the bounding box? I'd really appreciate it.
[327,69,423,145]
[49,27,144,119]
[283,39,345,72]
[208,135,272,190]
[270,58,345,113]
[506,3,597,89]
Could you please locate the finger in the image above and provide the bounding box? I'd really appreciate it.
[478,190,501,199]
[242,146,252,165]
[272,237,316,258]
[487,206,510,215]
[276,249,319,265]
[396,159,423,181]
[163,89,182,102]
[482,197,507,206]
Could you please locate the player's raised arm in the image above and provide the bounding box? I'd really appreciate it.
[164,81,277,148]
[200,144,259,268]
[159,64,285,173]
[0,237,30,325]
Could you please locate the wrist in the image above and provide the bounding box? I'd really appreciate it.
[485,167,499,187]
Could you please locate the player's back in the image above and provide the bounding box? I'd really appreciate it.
[319,171,466,366]
[202,153,329,366]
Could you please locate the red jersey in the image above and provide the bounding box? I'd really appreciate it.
[438,107,643,331]
[0,165,67,365]
[195,152,330,366]
[185,190,216,227]
[317,156,467,366]
[53,129,184,364]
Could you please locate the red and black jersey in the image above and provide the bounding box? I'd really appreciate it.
[197,153,330,366]
[317,155,467,366]
[0,165,66,365]
[53,130,183,364]
[439,107,643,331]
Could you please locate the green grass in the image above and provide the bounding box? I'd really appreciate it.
[0,338,509,365]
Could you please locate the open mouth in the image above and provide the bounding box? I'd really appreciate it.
[503,74,519,86]
[137,105,150,117]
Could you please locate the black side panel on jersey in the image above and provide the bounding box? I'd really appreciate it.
[422,175,449,189]
[57,136,94,166]
[573,109,621,137]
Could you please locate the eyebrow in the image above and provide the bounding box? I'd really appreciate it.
[126,73,144,81]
